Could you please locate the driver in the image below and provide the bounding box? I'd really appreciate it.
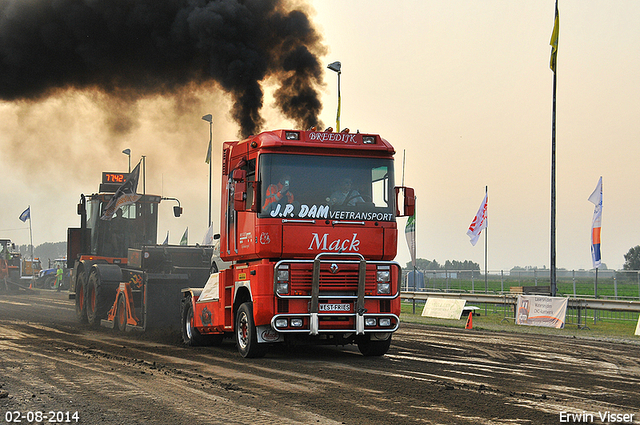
[263,175,294,211]
[328,178,364,206]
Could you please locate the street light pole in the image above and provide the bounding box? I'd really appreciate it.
[202,114,213,227]
[122,149,131,173]
[327,61,341,132]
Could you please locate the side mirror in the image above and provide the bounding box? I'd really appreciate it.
[232,169,246,182]
[234,181,247,211]
[395,186,415,217]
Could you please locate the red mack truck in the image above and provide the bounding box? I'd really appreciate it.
[181,129,414,357]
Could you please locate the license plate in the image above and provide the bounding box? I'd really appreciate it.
[319,303,351,312]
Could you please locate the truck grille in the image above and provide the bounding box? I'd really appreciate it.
[288,262,377,294]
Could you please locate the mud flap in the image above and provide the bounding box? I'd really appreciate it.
[256,325,283,343]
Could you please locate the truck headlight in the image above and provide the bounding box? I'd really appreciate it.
[276,266,289,294]
[365,318,377,327]
[290,318,303,327]
[276,282,289,294]
[377,267,391,294]
[377,282,391,294]
[377,269,390,282]
[275,318,288,328]
[277,268,289,281]
[379,318,392,327]
[285,131,300,140]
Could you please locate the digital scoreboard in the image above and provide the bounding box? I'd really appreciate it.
[102,172,129,184]
[100,172,129,192]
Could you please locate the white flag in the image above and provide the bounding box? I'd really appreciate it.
[405,213,416,267]
[201,224,215,246]
[467,193,487,246]
[588,177,602,268]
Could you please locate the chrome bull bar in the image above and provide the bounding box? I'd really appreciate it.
[309,252,367,336]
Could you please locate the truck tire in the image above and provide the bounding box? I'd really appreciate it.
[115,294,127,332]
[235,302,266,358]
[180,296,223,346]
[86,270,110,327]
[357,334,392,357]
[181,296,204,346]
[75,270,88,323]
[45,275,56,289]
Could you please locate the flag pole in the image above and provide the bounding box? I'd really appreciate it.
[402,149,406,187]
[28,206,33,267]
[549,0,559,297]
[551,62,557,296]
[414,197,417,290]
[484,186,488,294]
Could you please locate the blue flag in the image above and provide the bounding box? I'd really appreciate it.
[19,206,30,222]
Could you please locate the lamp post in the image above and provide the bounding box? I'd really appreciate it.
[202,114,213,227]
[122,148,131,173]
[327,61,341,132]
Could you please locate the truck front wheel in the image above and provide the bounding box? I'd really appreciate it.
[235,302,266,358]
[86,271,109,327]
[115,294,127,332]
[75,271,88,323]
[357,334,392,356]
[45,275,56,289]
[181,296,204,346]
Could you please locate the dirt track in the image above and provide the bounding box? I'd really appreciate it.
[1,289,639,425]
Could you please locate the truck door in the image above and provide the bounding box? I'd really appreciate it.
[224,158,255,257]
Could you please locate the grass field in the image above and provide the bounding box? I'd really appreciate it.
[400,301,640,343]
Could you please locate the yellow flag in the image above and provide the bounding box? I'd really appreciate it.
[549,1,559,72]
[205,139,212,164]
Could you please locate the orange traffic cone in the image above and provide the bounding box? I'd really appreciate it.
[465,311,473,330]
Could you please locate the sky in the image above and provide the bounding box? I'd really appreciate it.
[1,0,639,272]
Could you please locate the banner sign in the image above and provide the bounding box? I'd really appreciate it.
[422,298,467,320]
[516,295,568,329]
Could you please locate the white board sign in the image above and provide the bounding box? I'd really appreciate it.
[421,298,467,320]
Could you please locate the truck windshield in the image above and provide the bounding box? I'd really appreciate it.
[86,197,158,257]
[258,154,395,221]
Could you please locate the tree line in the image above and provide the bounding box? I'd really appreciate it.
[405,258,480,271]
[16,242,66,267]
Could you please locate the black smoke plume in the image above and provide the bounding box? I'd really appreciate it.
[0,0,326,137]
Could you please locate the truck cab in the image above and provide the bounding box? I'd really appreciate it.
[222,131,403,261]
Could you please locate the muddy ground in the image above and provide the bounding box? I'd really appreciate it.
[1,289,639,425]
